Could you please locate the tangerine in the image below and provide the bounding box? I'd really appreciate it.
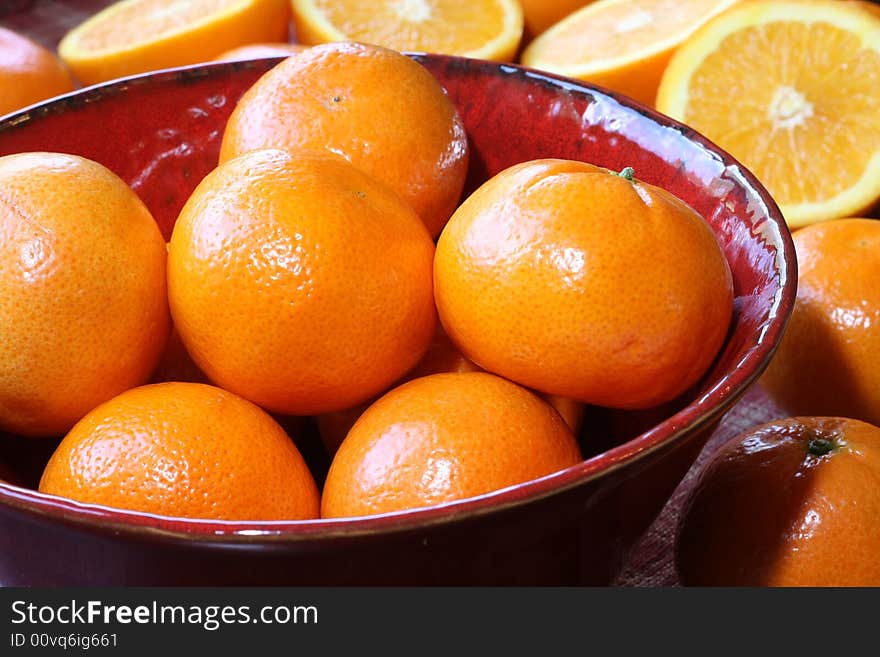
[39,382,319,520]
[219,41,469,237]
[0,152,169,437]
[676,416,880,586]
[167,148,436,416]
[321,372,582,518]
[434,159,733,410]
[760,218,880,424]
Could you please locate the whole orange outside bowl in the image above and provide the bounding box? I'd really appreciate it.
[0,54,795,585]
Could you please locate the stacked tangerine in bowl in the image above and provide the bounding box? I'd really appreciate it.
[2,43,735,524]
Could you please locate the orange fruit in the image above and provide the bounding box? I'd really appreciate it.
[0,152,169,437]
[213,42,308,61]
[168,148,437,416]
[521,0,740,107]
[656,0,880,228]
[676,416,880,586]
[315,403,374,457]
[58,0,291,86]
[315,323,479,455]
[321,372,582,518]
[409,339,587,435]
[434,159,733,410]
[760,219,880,424]
[0,27,75,116]
[858,0,880,19]
[543,394,586,437]
[220,41,469,237]
[402,322,484,380]
[315,325,478,456]
[317,323,586,455]
[289,0,523,62]
[39,382,319,520]
[519,0,596,40]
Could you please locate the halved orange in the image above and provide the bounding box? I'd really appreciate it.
[289,0,523,62]
[58,0,291,86]
[521,0,740,107]
[656,0,880,228]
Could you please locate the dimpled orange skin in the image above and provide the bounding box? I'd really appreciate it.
[322,372,582,518]
[434,159,734,410]
[676,417,880,586]
[760,219,880,425]
[168,149,437,416]
[317,323,586,455]
[0,152,169,437]
[39,382,319,520]
[0,27,74,117]
[219,41,469,237]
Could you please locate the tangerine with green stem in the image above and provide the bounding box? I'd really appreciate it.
[434,158,733,410]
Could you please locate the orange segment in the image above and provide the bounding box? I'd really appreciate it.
[521,0,740,107]
[58,0,290,85]
[656,0,880,227]
[289,0,523,61]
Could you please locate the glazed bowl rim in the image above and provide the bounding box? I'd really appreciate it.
[0,54,797,546]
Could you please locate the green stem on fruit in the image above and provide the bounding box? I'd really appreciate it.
[618,167,635,182]
[808,438,835,457]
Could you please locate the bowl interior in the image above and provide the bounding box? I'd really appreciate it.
[0,55,795,535]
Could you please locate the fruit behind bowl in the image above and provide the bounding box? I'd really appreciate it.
[676,416,880,586]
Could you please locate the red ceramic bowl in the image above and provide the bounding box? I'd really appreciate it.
[0,55,796,586]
